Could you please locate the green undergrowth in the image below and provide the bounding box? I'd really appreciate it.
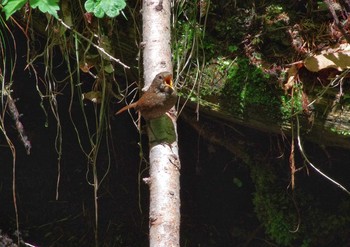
[174,1,350,246]
[250,157,350,246]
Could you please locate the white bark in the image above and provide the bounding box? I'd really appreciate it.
[142,1,181,246]
[142,0,172,86]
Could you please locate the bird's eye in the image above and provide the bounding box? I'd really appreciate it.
[158,75,163,80]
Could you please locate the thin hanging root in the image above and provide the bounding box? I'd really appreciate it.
[296,115,350,196]
[289,138,295,190]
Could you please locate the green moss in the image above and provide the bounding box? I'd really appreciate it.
[220,57,281,119]
[178,57,285,121]
[265,4,284,20]
[250,163,298,245]
[330,128,350,136]
[280,84,303,120]
[250,159,350,246]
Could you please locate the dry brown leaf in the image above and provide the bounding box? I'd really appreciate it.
[284,64,299,92]
[304,51,350,72]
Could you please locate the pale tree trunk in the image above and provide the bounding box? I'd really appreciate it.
[142,1,181,247]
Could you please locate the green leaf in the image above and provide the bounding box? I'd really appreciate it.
[2,0,27,20]
[84,0,126,18]
[84,0,95,13]
[233,177,243,188]
[82,91,102,103]
[104,63,114,73]
[30,0,60,19]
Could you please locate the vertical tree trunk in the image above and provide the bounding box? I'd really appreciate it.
[142,0,181,246]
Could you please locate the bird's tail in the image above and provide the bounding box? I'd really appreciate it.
[115,102,137,115]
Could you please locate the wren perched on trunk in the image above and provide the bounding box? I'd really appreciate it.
[116,71,177,120]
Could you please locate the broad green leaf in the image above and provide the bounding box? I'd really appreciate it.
[30,0,60,19]
[2,0,27,20]
[84,0,95,13]
[106,0,126,17]
[82,91,102,103]
[84,0,126,18]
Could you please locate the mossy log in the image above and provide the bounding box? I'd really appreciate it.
[179,71,350,151]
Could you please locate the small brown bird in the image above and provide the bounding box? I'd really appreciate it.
[116,71,177,120]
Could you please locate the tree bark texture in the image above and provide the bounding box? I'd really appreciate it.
[142,1,181,246]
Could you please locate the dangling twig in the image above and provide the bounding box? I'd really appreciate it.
[5,92,31,155]
[57,18,130,69]
[296,114,350,195]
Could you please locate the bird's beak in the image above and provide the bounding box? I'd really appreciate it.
[164,74,174,89]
